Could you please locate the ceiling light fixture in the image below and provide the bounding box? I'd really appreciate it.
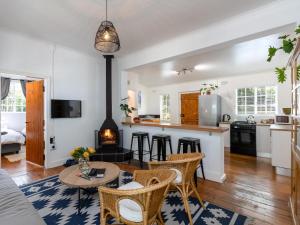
[176,67,194,76]
[194,64,212,71]
[94,0,120,53]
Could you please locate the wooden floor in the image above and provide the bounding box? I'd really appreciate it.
[1,151,292,225]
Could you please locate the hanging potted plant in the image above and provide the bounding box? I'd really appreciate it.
[200,83,218,95]
[120,97,136,123]
[267,24,300,83]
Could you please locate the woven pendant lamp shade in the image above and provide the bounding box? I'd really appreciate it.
[95,20,120,53]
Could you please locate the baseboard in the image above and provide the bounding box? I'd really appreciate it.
[46,157,70,169]
[197,170,226,183]
[257,152,271,158]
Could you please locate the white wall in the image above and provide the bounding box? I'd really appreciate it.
[0,29,106,168]
[128,71,291,123]
[127,72,149,116]
[1,113,25,131]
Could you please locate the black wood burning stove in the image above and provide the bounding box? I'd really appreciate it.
[91,55,132,162]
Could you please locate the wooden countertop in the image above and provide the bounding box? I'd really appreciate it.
[256,123,273,126]
[122,122,229,133]
[270,124,294,131]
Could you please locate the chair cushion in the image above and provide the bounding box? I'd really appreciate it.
[117,181,144,222]
[119,199,143,223]
[170,168,182,184]
[117,181,144,190]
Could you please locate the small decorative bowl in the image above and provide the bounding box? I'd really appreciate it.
[133,117,141,123]
[282,108,291,115]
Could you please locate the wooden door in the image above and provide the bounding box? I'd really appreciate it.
[290,38,300,225]
[26,80,44,166]
[181,93,199,125]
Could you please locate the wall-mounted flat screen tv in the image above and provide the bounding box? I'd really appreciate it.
[51,99,81,118]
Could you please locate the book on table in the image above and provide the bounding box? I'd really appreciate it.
[88,168,106,178]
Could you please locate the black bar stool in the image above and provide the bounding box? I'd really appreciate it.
[177,137,206,183]
[130,132,151,168]
[150,134,173,161]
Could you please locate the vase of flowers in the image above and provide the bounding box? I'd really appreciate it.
[70,147,96,174]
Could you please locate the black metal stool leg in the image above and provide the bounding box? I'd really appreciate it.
[138,136,143,168]
[168,138,173,154]
[162,139,167,161]
[177,141,181,154]
[197,142,205,180]
[183,143,188,153]
[191,142,197,186]
[130,135,134,151]
[147,135,151,149]
[150,138,154,161]
[157,139,162,161]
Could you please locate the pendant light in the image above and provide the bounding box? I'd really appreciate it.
[94,0,120,53]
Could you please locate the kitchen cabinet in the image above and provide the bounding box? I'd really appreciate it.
[256,125,271,158]
[270,126,292,169]
[219,123,230,148]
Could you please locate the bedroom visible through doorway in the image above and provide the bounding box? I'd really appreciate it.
[1,73,45,173]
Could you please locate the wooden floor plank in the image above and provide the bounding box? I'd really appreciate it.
[0,151,293,225]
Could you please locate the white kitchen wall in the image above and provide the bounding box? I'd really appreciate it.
[128,71,291,123]
[0,29,106,168]
[127,72,148,116]
[1,113,25,131]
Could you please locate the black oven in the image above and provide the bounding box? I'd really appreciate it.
[230,121,256,156]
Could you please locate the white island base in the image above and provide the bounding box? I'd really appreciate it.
[122,122,227,183]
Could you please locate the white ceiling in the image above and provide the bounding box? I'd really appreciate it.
[0,0,276,56]
[128,30,293,87]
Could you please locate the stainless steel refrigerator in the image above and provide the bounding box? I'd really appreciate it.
[198,94,221,126]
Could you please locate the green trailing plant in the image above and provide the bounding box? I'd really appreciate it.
[267,25,300,83]
[200,83,218,95]
[120,97,136,117]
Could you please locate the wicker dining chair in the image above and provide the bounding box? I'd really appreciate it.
[98,169,176,225]
[148,152,205,225]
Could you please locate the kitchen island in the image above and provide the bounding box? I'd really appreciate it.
[122,122,228,183]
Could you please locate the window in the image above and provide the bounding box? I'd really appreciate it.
[160,94,170,121]
[236,86,277,115]
[1,80,26,112]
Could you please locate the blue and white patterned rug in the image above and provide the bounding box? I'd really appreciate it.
[19,171,252,225]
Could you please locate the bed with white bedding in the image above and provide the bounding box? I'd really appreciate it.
[1,128,26,154]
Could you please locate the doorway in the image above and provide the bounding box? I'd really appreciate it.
[1,74,45,173]
[180,92,199,125]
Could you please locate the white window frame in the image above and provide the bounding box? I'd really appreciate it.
[160,94,171,121]
[235,86,278,116]
[1,80,26,113]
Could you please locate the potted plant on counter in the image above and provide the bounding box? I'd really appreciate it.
[120,97,136,123]
[200,83,218,95]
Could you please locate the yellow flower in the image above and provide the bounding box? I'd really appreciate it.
[83,151,90,158]
[88,147,95,154]
[75,147,81,151]
[70,150,75,156]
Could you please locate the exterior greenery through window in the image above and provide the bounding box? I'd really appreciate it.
[160,94,170,121]
[1,80,26,112]
[236,86,277,115]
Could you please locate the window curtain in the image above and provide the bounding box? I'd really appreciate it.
[20,80,27,97]
[1,77,11,100]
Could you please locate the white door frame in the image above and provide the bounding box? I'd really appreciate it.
[0,71,51,168]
